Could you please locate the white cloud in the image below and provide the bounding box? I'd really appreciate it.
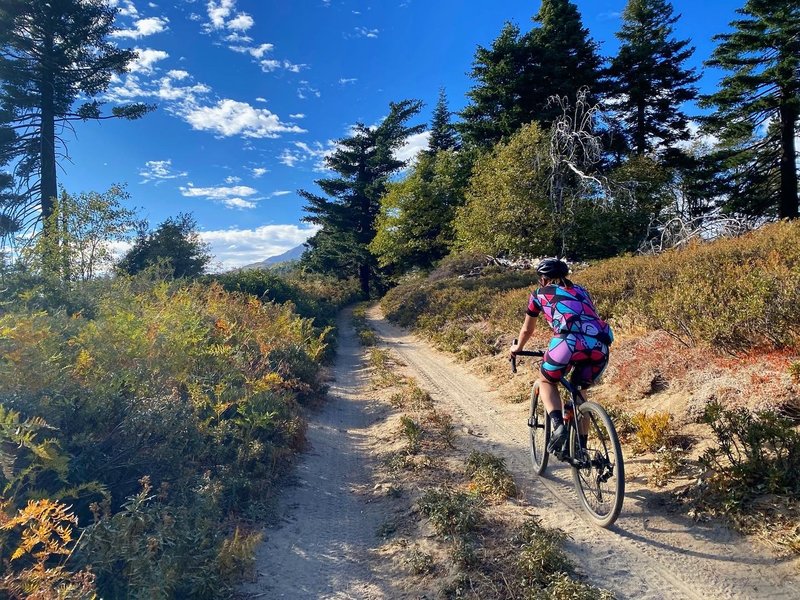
[395,131,431,164]
[260,59,281,71]
[270,190,292,197]
[182,99,306,138]
[180,184,258,199]
[129,48,169,74]
[251,167,268,177]
[230,42,274,58]
[139,159,188,183]
[225,175,242,184]
[279,140,338,170]
[354,27,379,38]
[200,224,319,270]
[222,197,257,209]
[109,0,139,18]
[207,0,236,29]
[227,13,254,31]
[257,58,305,73]
[206,0,254,33]
[297,81,320,100]
[289,113,305,119]
[339,78,357,85]
[112,16,169,39]
[167,69,190,80]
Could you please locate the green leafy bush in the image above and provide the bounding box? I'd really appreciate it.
[701,401,800,500]
[417,488,483,536]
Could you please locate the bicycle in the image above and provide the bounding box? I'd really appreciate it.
[511,345,624,528]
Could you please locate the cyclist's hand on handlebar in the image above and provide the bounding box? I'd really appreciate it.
[509,342,521,360]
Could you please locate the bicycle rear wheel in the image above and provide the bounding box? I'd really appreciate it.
[570,402,624,528]
[528,382,549,475]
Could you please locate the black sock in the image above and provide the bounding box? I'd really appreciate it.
[549,410,564,429]
[579,434,588,447]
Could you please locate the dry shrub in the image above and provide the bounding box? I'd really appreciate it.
[0,277,331,597]
[465,451,517,500]
[631,411,675,454]
[399,415,424,454]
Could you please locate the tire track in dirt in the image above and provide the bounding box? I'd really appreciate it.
[368,305,800,600]
[241,309,395,599]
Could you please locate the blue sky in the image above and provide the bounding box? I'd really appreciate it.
[61,0,741,270]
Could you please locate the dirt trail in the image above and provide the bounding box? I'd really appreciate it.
[244,307,800,599]
[242,308,395,599]
[365,306,800,600]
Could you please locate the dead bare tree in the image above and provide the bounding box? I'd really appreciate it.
[547,87,608,256]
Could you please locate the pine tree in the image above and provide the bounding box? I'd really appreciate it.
[458,2,602,148]
[300,100,424,297]
[701,0,800,219]
[458,22,532,147]
[428,88,458,153]
[606,0,700,156]
[0,0,152,238]
[530,0,603,124]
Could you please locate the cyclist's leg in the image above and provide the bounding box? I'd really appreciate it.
[572,337,610,438]
[540,335,573,413]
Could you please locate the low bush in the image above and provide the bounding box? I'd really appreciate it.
[631,411,675,454]
[700,401,800,501]
[383,221,800,358]
[400,416,424,454]
[465,451,517,499]
[213,269,359,328]
[417,488,483,537]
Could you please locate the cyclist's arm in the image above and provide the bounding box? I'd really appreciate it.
[510,314,537,357]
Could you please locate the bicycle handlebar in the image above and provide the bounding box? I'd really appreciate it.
[510,338,544,373]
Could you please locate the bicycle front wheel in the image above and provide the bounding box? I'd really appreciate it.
[570,401,624,528]
[528,381,549,475]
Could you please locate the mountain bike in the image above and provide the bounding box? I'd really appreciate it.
[511,346,624,528]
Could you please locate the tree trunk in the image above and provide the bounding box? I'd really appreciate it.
[40,29,57,233]
[778,100,798,219]
[635,98,646,156]
[358,263,370,299]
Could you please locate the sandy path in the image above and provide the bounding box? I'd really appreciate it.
[241,308,394,599]
[366,306,800,600]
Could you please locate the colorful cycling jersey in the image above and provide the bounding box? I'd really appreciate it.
[527,283,612,341]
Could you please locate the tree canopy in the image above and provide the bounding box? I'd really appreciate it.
[0,0,151,239]
[701,0,800,219]
[301,99,424,297]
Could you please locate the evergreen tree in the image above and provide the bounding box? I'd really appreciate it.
[530,0,603,124]
[458,22,532,147]
[606,0,700,156]
[117,214,210,279]
[0,0,152,238]
[701,0,800,219]
[428,88,459,153]
[300,100,424,297]
[458,2,602,147]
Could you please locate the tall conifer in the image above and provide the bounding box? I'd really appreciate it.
[701,0,800,219]
[530,0,603,123]
[0,0,151,238]
[428,88,459,153]
[301,100,424,297]
[606,0,699,156]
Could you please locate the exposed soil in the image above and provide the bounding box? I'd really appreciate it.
[242,307,800,599]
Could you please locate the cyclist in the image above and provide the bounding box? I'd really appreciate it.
[509,258,612,457]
